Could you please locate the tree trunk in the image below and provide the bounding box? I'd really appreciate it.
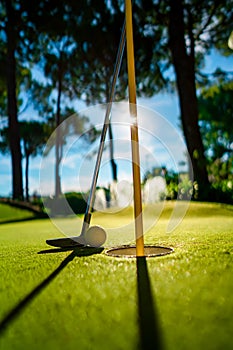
[5,0,24,200]
[168,0,210,199]
[55,65,62,198]
[25,153,29,202]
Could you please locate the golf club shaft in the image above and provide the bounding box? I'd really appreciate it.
[81,20,126,236]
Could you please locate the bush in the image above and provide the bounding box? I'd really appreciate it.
[165,172,195,200]
[65,192,87,214]
[43,192,87,216]
[208,182,233,204]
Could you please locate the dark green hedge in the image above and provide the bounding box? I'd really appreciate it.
[44,192,87,216]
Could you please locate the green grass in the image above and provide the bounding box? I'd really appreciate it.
[0,201,233,350]
[0,203,36,223]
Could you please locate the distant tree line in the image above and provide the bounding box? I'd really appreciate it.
[0,0,232,203]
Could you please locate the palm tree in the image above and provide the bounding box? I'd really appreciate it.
[20,121,51,201]
[0,121,50,201]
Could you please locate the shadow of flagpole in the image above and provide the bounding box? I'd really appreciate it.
[136,257,164,350]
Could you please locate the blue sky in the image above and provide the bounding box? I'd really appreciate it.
[0,49,232,198]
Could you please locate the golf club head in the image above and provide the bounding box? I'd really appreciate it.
[46,235,85,248]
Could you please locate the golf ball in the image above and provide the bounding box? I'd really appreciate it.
[84,225,107,247]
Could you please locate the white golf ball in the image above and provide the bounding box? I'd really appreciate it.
[84,225,107,247]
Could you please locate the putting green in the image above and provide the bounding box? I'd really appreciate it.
[0,201,233,350]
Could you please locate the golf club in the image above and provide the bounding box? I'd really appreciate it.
[46,20,126,248]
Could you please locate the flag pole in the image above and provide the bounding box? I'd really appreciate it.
[125,0,144,256]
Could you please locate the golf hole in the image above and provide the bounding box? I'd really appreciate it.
[105,245,174,258]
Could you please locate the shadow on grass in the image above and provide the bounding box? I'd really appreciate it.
[0,247,103,335]
[137,257,163,350]
[38,246,103,255]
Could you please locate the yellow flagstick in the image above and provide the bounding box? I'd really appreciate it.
[125,0,144,256]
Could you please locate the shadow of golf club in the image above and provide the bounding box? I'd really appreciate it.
[0,247,103,335]
[136,257,163,350]
[38,246,104,255]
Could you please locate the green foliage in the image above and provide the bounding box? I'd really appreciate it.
[43,192,88,216]
[165,172,196,201]
[143,168,195,201]
[198,80,233,159]
[135,0,233,88]
[198,79,233,203]
[65,192,88,214]
[19,121,50,158]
